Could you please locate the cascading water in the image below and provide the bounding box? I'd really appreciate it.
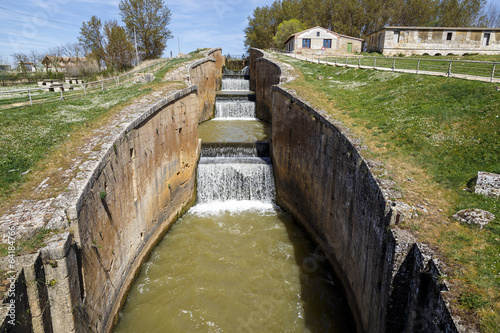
[215,99,256,118]
[114,60,355,333]
[221,78,250,91]
[199,69,270,207]
[201,142,269,158]
[197,157,275,203]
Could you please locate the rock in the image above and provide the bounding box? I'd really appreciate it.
[389,201,418,225]
[416,204,428,214]
[452,209,495,228]
[133,73,155,83]
[475,171,500,198]
[377,178,402,200]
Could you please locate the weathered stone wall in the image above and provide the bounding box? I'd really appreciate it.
[206,48,224,89]
[0,87,202,333]
[271,86,393,332]
[190,58,216,122]
[387,244,457,332]
[249,49,282,123]
[73,87,200,333]
[249,48,264,91]
[189,48,224,122]
[251,48,458,333]
[1,47,226,333]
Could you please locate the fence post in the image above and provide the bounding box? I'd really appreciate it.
[83,83,86,95]
[491,63,496,82]
[392,59,396,71]
[60,90,63,101]
[28,90,32,106]
[101,80,104,91]
[358,57,361,68]
[417,60,420,74]
[448,61,452,77]
[345,56,348,66]
[116,77,118,87]
[374,57,376,69]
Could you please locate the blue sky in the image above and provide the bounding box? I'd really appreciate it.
[0,0,271,65]
[1,0,499,65]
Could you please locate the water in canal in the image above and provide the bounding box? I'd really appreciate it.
[114,72,355,333]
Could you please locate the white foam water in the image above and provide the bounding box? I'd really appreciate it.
[221,79,250,91]
[215,100,256,118]
[197,157,276,204]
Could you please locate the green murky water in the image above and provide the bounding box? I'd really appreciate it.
[199,119,270,142]
[113,204,355,332]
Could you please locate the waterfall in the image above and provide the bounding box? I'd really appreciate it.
[215,100,256,118]
[197,157,275,203]
[221,78,250,91]
[197,68,275,207]
[201,142,269,158]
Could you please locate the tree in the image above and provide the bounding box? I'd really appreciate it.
[63,42,84,59]
[244,6,276,50]
[28,50,42,72]
[79,16,106,69]
[119,0,173,59]
[243,0,489,49]
[273,19,306,48]
[11,53,29,74]
[104,20,135,70]
[480,3,500,27]
[47,46,65,73]
[436,0,487,26]
[393,0,439,27]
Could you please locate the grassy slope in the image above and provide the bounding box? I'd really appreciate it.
[277,54,499,332]
[0,52,204,300]
[0,54,200,206]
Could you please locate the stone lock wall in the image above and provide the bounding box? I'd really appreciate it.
[0,47,225,333]
[189,48,224,122]
[249,49,281,123]
[206,48,224,90]
[73,87,200,333]
[0,87,203,333]
[270,87,393,332]
[251,48,458,333]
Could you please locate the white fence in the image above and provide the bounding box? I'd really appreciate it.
[0,59,170,109]
[270,49,500,83]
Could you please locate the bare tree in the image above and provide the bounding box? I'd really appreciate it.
[28,50,43,72]
[47,46,65,73]
[480,3,500,27]
[11,52,30,74]
[63,42,84,58]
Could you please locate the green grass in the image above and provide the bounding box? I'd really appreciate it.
[0,228,54,256]
[319,55,499,79]
[0,51,202,202]
[277,54,500,332]
[0,82,145,199]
